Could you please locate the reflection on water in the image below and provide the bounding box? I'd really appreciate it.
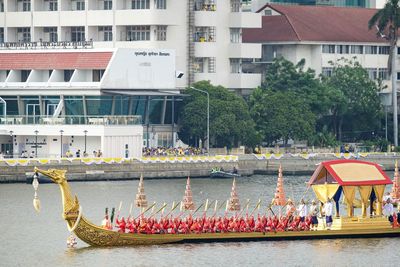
[1,175,399,267]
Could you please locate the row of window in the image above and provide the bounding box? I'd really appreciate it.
[0,26,167,42]
[322,44,390,55]
[192,58,259,74]
[0,0,167,12]
[322,67,389,80]
[0,69,105,82]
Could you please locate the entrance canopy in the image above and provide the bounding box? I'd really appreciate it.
[308,160,392,186]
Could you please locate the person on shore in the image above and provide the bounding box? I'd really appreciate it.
[323,198,334,230]
[76,149,81,158]
[297,199,308,222]
[309,199,319,231]
[383,198,394,226]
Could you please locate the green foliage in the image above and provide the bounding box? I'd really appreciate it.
[321,58,383,140]
[178,81,258,148]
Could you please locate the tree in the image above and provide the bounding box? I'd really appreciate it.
[369,0,400,145]
[321,58,383,141]
[249,88,316,146]
[178,81,259,149]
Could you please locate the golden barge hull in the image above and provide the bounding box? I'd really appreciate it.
[74,217,400,246]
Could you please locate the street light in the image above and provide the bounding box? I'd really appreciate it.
[84,130,88,153]
[9,130,13,158]
[34,130,39,158]
[190,87,209,153]
[60,129,64,158]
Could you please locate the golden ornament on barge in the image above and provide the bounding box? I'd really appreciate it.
[33,160,400,247]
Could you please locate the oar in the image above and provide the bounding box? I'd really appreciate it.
[236,199,250,218]
[192,202,204,217]
[164,201,181,218]
[148,203,167,219]
[134,202,156,220]
[128,203,133,218]
[213,199,227,217]
[204,199,216,216]
[116,201,123,219]
[266,198,276,216]
[250,199,262,216]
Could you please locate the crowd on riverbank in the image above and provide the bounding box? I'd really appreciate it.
[142,147,206,156]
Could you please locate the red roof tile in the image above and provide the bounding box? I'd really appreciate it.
[243,4,387,43]
[0,52,113,70]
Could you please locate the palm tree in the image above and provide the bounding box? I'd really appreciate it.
[368,0,400,146]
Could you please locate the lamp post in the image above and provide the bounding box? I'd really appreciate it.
[9,130,13,158]
[190,87,209,154]
[34,130,39,158]
[84,130,88,153]
[60,129,64,158]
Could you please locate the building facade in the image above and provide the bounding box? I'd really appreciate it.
[243,4,392,100]
[250,0,386,9]
[0,0,262,93]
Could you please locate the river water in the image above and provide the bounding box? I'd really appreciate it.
[1,175,399,267]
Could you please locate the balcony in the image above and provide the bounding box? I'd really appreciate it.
[60,11,86,26]
[33,12,59,27]
[87,10,113,26]
[229,12,261,28]
[228,73,262,89]
[229,43,261,58]
[6,12,31,27]
[0,115,142,126]
[194,11,218,27]
[194,42,217,57]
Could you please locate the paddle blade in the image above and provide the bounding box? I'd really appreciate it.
[33,197,41,213]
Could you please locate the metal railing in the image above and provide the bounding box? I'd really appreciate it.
[0,115,142,125]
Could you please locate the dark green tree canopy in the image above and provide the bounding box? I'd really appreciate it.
[178,81,258,148]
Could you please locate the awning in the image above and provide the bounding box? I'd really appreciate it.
[101,90,185,96]
[308,160,392,186]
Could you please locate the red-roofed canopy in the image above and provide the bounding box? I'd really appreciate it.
[0,52,113,70]
[308,160,392,186]
[243,4,386,43]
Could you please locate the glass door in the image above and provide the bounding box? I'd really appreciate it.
[26,104,40,124]
[46,104,58,116]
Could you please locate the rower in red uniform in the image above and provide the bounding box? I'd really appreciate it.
[115,216,126,233]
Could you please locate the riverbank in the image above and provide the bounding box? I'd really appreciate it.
[0,153,399,183]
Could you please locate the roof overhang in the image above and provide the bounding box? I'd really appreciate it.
[308,160,392,186]
[101,90,185,97]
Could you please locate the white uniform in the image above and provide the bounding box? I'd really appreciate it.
[309,204,318,216]
[297,204,308,217]
[323,202,334,217]
[383,203,394,216]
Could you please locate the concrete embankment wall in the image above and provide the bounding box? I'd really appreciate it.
[0,154,399,183]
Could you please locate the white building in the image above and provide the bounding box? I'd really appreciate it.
[243,4,392,99]
[0,47,183,158]
[0,0,262,93]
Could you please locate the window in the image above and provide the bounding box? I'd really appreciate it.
[322,45,335,54]
[155,0,166,9]
[155,26,167,41]
[72,0,85,11]
[71,27,85,42]
[0,28,3,43]
[92,69,105,82]
[0,0,4,12]
[230,0,241,12]
[44,27,58,42]
[230,58,240,73]
[379,46,390,55]
[366,68,377,80]
[127,26,150,41]
[17,27,31,42]
[64,70,74,82]
[99,26,112,41]
[103,0,112,10]
[322,67,334,77]
[397,72,400,81]
[378,68,389,80]
[21,70,30,82]
[18,0,31,11]
[230,28,241,43]
[131,0,149,9]
[365,46,378,54]
[193,58,204,73]
[44,0,58,11]
[337,45,349,54]
[350,45,363,54]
